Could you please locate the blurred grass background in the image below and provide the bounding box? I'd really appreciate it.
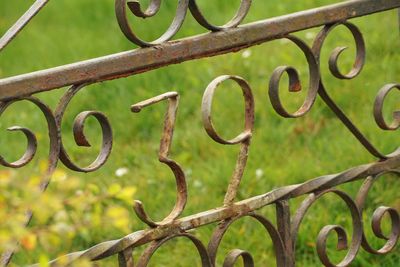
[1,0,400,266]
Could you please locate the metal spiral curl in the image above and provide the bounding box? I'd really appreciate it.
[356,172,400,255]
[55,84,113,173]
[131,92,187,227]
[0,99,46,169]
[222,249,255,267]
[313,22,365,79]
[115,0,253,46]
[268,35,320,118]
[311,22,391,159]
[0,125,37,169]
[189,0,252,31]
[29,153,400,265]
[0,96,60,266]
[208,213,285,267]
[127,0,161,18]
[291,189,363,267]
[136,233,212,267]
[202,75,254,206]
[374,84,400,131]
[0,97,59,178]
[115,0,189,47]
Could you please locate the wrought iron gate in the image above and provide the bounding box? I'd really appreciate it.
[1,0,400,266]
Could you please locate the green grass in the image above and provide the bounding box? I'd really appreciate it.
[1,0,400,266]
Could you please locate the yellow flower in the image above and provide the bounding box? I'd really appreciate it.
[20,233,37,251]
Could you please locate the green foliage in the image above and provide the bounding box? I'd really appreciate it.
[0,165,137,266]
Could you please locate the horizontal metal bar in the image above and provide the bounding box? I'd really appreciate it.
[1,0,399,100]
[38,155,400,265]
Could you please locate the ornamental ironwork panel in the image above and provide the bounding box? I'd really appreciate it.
[1,0,400,266]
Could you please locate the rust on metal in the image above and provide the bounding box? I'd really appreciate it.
[55,84,113,173]
[1,0,400,100]
[131,92,187,227]
[201,75,254,206]
[1,0,400,266]
[28,157,400,266]
[268,35,320,118]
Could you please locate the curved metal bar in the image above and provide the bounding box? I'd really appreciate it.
[33,155,400,265]
[115,0,189,47]
[189,0,252,31]
[0,0,50,52]
[0,99,45,168]
[202,75,254,205]
[0,96,60,266]
[222,249,255,267]
[131,92,187,227]
[291,189,363,267]
[0,97,59,187]
[54,84,113,173]
[208,213,285,267]
[2,0,400,99]
[202,75,254,145]
[127,0,161,18]
[312,22,390,160]
[313,22,365,79]
[118,247,134,267]
[4,1,400,266]
[0,125,37,168]
[268,35,320,118]
[136,233,212,266]
[374,84,400,131]
[356,172,400,255]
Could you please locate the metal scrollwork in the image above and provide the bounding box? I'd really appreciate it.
[311,22,392,159]
[189,0,252,31]
[136,233,212,267]
[312,22,365,80]
[292,189,363,267]
[3,0,400,266]
[356,172,400,255]
[55,84,113,173]
[374,84,400,131]
[131,92,187,227]
[0,125,37,169]
[127,0,161,18]
[0,97,59,187]
[208,213,285,267]
[222,249,255,267]
[202,75,254,205]
[268,35,320,118]
[0,96,59,266]
[115,0,253,46]
[115,0,189,47]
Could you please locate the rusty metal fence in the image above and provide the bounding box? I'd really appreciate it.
[1,0,400,266]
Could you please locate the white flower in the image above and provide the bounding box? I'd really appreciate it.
[193,180,203,188]
[242,49,252,59]
[305,32,316,40]
[255,168,264,179]
[115,167,129,177]
[52,222,74,234]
